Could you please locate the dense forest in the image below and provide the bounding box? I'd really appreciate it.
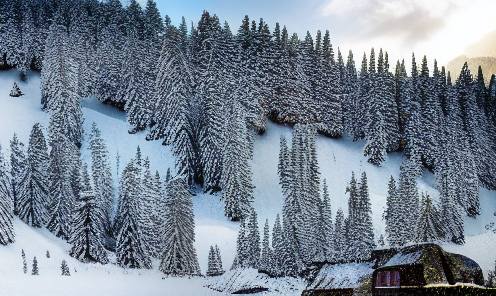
[1,0,496,279]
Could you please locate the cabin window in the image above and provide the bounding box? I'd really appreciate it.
[376,271,400,287]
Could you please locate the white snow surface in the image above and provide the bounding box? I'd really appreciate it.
[0,68,495,294]
[206,268,306,295]
[307,263,374,290]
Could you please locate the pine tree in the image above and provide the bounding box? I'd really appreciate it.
[416,192,444,243]
[333,208,346,262]
[88,123,114,249]
[61,260,70,276]
[215,245,224,274]
[159,178,201,276]
[22,249,27,273]
[18,123,49,227]
[221,103,254,220]
[31,256,39,275]
[46,137,78,240]
[259,219,272,273]
[271,214,284,276]
[9,82,23,97]
[207,245,224,276]
[115,159,151,269]
[321,179,333,261]
[245,208,261,269]
[10,133,25,216]
[69,184,109,265]
[0,143,14,245]
[384,176,401,247]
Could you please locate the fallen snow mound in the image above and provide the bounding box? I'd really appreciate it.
[206,268,306,295]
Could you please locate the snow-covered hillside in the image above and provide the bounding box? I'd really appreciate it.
[1,68,495,295]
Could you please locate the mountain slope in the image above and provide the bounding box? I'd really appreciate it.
[0,68,495,294]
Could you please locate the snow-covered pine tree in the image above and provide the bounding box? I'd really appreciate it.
[259,219,272,273]
[32,256,38,275]
[69,181,109,264]
[148,23,199,186]
[9,82,23,97]
[88,122,114,250]
[215,245,224,274]
[159,178,200,276]
[333,208,347,262]
[0,143,14,245]
[271,213,284,276]
[345,172,358,261]
[17,123,49,227]
[115,159,151,269]
[321,179,333,261]
[46,136,78,240]
[245,208,261,269]
[207,246,217,276]
[396,156,421,246]
[61,260,70,276]
[22,249,27,273]
[354,172,374,261]
[137,156,162,258]
[95,12,125,106]
[416,192,444,243]
[231,218,247,270]
[384,176,401,247]
[10,133,25,215]
[220,102,254,220]
[207,245,224,276]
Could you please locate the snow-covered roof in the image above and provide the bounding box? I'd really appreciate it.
[381,250,423,268]
[307,263,374,290]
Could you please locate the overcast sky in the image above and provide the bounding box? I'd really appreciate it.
[132,0,496,71]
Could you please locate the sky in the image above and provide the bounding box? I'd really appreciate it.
[131,0,496,71]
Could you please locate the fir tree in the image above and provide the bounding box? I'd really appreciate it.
[271,214,284,276]
[115,159,151,269]
[321,179,333,261]
[9,82,23,97]
[61,260,70,276]
[416,192,444,243]
[32,256,38,275]
[259,218,272,273]
[69,184,109,264]
[88,123,114,249]
[10,133,25,216]
[333,208,346,262]
[159,178,201,276]
[0,143,14,245]
[18,123,49,227]
[22,249,27,273]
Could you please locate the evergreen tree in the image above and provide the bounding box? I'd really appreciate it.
[384,176,401,247]
[18,124,49,227]
[245,208,261,269]
[259,219,272,273]
[9,82,23,97]
[416,192,444,242]
[321,179,333,261]
[0,143,14,245]
[159,178,201,276]
[22,249,27,273]
[88,123,114,249]
[61,260,70,276]
[32,256,38,275]
[206,245,224,276]
[271,214,284,276]
[10,133,25,216]
[46,136,78,240]
[333,208,346,262]
[115,159,151,269]
[69,184,109,264]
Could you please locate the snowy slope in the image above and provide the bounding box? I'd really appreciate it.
[0,68,495,295]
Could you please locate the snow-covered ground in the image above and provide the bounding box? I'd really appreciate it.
[1,68,495,295]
